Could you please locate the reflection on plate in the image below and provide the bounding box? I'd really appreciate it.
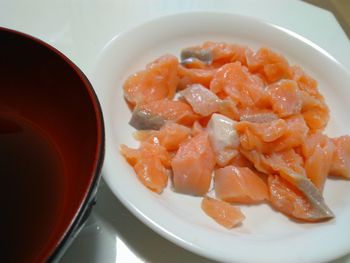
[92,12,350,263]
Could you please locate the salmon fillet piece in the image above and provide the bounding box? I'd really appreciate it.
[201,196,245,229]
[136,99,200,126]
[330,135,350,178]
[215,166,268,204]
[120,142,171,193]
[124,54,178,106]
[171,131,216,196]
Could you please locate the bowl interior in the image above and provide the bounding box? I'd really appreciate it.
[0,28,103,262]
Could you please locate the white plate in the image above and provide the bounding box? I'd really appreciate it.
[92,12,350,263]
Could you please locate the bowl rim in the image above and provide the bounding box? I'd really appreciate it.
[0,26,105,262]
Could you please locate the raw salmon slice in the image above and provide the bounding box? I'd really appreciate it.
[266,79,302,117]
[202,41,248,66]
[210,62,264,107]
[268,175,332,222]
[182,41,248,66]
[171,131,216,195]
[291,65,321,100]
[330,135,350,178]
[246,47,291,83]
[120,142,171,193]
[217,98,240,121]
[157,123,191,151]
[134,122,191,151]
[180,84,221,116]
[271,148,305,176]
[300,90,329,131]
[264,150,334,219]
[123,54,178,106]
[302,108,329,131]
[133,99,200,127]
[237,115,308,153]
[228,152,254,169]
[215,166,268,204]
[134,156,169,193]
[241,148,334,219]
[236,119,287,143]
[177,65,216,90]
[120,142,171,168]
[302,132,335,190]
[201,196,245,229]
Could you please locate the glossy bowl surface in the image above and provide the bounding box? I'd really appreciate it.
[0,27,105,263]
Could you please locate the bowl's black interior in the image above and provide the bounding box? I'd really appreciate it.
[0,28,104,263]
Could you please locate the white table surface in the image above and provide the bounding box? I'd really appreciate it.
[1,1,350,262]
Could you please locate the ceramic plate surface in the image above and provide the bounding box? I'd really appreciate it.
[92,12,350,263]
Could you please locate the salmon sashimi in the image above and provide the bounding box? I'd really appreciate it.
[120,41,349,227]
[302,132,335,190]
[177,65,216,90]
[330,135,350,178]
[246,47,291,83]
[291,66,329,130]
[291,65,321,100]
[123,54,179,106]
[180,84,221,116]
[171,131,216,195]
[120,142,171,193]
[302,107,329,131]
[181,41,248,67]
[155,123,191,151]
[266,80,302,117]
[300,90,329,130]
[228,152,254,169]
[268,175,331,222]
[237,114,308,153]
[268,175,314,221]
[202,41,248,66]
[130,99,200,128]
[201,196,245,229]
[236,119,287,143]
[215,166,268,204]
[134,156,169,193]
[133,122,191,151]
[241,148,334,220]
[217,98,240,121]
[210,62,264,107]
[120,142,171,168]
[263,150,334,219]
[207,113,240,166]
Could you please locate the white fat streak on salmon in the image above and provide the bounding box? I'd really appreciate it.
[240,112,278,123]
[207,113,240,166]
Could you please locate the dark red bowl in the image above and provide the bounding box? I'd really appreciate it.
[0,27,104,262]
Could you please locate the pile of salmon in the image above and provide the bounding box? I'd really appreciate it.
[120,41,350,229]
